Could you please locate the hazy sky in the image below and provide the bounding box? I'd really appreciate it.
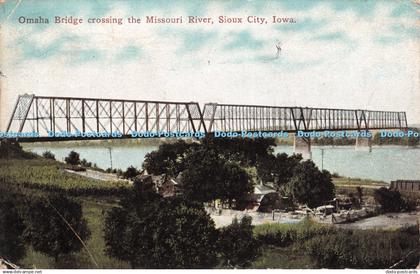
[0,0,419,130]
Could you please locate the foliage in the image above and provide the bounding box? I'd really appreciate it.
[0,159,129,196]
[218,216,261,268]
[374,187,415,212]
[181,148,253,205]
[65,151,81,165]
[202,136,276,166]
[122,165,140,179]
[142,140,198,176]
[0,139,35,159]
[0,194,26,262]
[23,194,91,262]
[256,152,302,189]
[305,226,419,269]
[104,180,218,268]
[286,160,335,208]
[254,218,334,247]
[42,150,56,160]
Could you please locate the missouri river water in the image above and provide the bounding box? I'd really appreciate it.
[26,144,420,183]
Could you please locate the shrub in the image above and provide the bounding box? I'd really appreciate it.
[64,151,80,165]
[374,187,415,212]
[218,216,261,268]
[122,166,140,179]
[306,227,419,269]
[42,151,55,160]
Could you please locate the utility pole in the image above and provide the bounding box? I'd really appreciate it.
[107,147,113,170]
[321,148,324,170]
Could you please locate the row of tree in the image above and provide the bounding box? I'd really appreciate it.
[104,179,261,268]
[142,138,335,208]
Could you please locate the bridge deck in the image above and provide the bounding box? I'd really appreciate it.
[4,94,408,141]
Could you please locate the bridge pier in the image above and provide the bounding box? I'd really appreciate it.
[355,134,372,152]
[293,136,312,160]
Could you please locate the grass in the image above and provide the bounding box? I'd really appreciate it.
[251,246,315,269]
[0,158,130,195]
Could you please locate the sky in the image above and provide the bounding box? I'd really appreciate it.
[0,0,419,130]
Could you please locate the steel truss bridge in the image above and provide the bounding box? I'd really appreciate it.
[5,94,408,142]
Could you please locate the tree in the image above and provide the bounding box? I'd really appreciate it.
[202,136,276,166]
[0,196,26,262]
[256,152,302,190]
[142,140,198,176]
[218,216,261,268]
[104,180,219,268]
[42,150,55,160]
[181,148,253,205]
[65,150,81,165]
[287,160,335,208]
[122,165,140,179]
[373,187,414,213]
[23,195,90,262]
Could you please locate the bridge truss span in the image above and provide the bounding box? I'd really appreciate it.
[6,94,206,138]
[201,103,408,133]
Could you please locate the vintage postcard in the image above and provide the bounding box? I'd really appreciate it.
[0,0,419,271]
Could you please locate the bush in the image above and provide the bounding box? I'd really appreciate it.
[122,166,140,179]
[374,187,415,212]
[218,216,261,268]
[306,227,419,269]
[254,218,334,247]
[42,151,55,160]
[0,140,34,159]
[64,151,80,166]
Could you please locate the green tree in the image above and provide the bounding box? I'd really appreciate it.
[181,148,253,205]
[287,160,335,208]
[202,136,276,166]
[104,180,218,268]
[23,195,90,262]
[256,153,302,190]
[42,150,55,160]
[373,187,414,213]
[142,140,198,176]
[0,195,26,262]
[65,150,81,165]
[122,165,140,179]
[218,216,261,268]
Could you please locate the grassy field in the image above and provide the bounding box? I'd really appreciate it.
[0,158,129,195]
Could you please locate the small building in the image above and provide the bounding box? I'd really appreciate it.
[390,180,420,192]
[159,178,182,197]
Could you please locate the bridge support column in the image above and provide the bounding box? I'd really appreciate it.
[355,134,372,152]
[293,136,312,160]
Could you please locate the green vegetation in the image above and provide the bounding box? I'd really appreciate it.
[218,216,261,268]
[252,219,419,269]
[0,194,26,262]
[104,179,219,268]
[65,150,81,165]
[0,158,129,196]
[23,195,91,263]
[286,161,335,208]
[374,187,416,213]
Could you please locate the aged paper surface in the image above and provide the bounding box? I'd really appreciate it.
[0,0,419,271]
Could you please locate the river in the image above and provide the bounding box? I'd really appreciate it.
[26,144,420,183]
